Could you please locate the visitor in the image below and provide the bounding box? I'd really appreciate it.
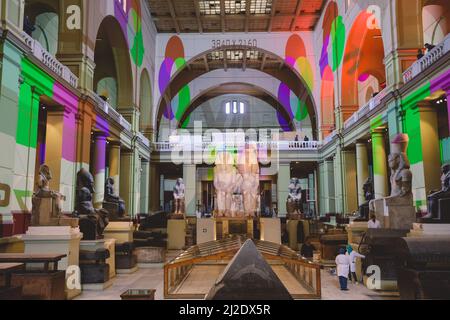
[335,248,350,291]
[346,245,365,284]
[304,135,310,142]
[300,238,315,259]
[368,213,381,229]
[417,49,424,60]
[424,43,435,53]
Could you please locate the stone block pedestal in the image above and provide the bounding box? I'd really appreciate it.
[408,223,450,237]
[80,239,116,280]
[373,199,416,230]
[167,219,186,250]
[21,226,82,299]
[196,219,216,244]
[104,221,134,244]
[260,218,281,244]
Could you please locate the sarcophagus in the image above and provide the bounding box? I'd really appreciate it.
[10,271,66,300]
[79,249,110,284]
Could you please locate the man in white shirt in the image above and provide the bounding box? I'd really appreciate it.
[368,213,381,229]
[335,248,350,291]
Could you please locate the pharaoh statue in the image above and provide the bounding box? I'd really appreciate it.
[237,145,260,218]
[31,164,66,226]
[214,151,237,217]
[103,177,126,220]
[369,134,415,229]
[423,164,450,222]
[230,173,244,218]
[74,168,109,240]
[357,178,374,220]
[173,178,186,217]
[287,178,302,217]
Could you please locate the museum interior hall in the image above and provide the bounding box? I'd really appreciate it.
[0,0,449,301]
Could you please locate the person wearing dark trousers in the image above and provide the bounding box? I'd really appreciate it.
[335,248,350,291]
[347,245,365,284]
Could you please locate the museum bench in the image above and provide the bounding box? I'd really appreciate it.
[120,289,156,300]
[0,263,24,300]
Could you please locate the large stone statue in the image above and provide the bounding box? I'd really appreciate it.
[74,168,109,240]
[31,164,66,226]
[287,178,302,217]
[237,145,260,218]
[230,174,244,218]
[103,177,126,220]
[423,164,450,222]
[357,178,374,220]
[173,178,186,217]
[369,134,415,229]
[214,152,237,217]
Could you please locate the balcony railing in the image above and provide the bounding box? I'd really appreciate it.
[92,93,132,132]
[153,140,321,152]
[403,33,450,84]
[344,87,389,129]
[21,32,78,88]
[137,132,150,148]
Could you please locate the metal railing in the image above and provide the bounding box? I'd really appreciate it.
[403,33,450,83]
[91,93,133,132]
[344,87,389,129]
[153,140,322,152]
[21,32,78,88]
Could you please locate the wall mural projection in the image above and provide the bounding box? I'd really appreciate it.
[319,1,342,136]
[277,34,314,132]
[159,35,191,128]
[114,0,145,66]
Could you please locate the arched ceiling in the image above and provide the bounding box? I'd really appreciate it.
[177,82,296,131]
[156,45,318,135]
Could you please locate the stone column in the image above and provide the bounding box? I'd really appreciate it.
[44,107,65,193]
[277,164,290,217]
[108,141,121,196]
[342,150,358,214]
[371,128,388,199]
[333,147,344,214]
[446,90,450,138]
[183,164,196,217]
[120,150,133,216]
[356,142,370,206]
[318,159,336,215]
[140,160,150,214]
[92,132,108,208]
[149,163,160,212]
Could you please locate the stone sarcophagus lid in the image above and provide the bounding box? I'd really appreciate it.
[396,237,450,300]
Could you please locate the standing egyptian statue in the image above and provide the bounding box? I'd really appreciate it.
[31,164,66,226]
[237,145,260,217]
[173,178,186,216]
[424,164,450,220]
[230,173,244,218]
[74,168,109,239]
[287,178,302,216]
[214,151,237,217]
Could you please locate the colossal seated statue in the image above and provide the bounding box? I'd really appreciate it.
[103,177,126,220]
[369,134,416,229]
[356,178,374,221]
[74,168,109,240]
[214,151,236,218]
[237,145,260,218]
[31,164,66,226]
[287,178,302,217]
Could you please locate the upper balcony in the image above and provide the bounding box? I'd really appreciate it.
[403,33,450,84]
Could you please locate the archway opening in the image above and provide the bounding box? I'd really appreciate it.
[94,16,133,109]
[422,0,450,45]
[140,69,153,136]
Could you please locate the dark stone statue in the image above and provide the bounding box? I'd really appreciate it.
[357,178,374,221]
[74,168,109,240]
[423,164,450,222]
[103,177,126,220]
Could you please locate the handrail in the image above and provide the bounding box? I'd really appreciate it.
[403,33,450,83]
[21,32,78,88]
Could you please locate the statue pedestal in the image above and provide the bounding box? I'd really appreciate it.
[196,219,216,244]
[346,221,369,244]
[372,198,416,230]
[167,219,186,250]
[80,239,116,282]
[103,221,134,244]
[408,223,450,237]
[287,220,299,250]
[21,226,82,299]
[260,218,281,244]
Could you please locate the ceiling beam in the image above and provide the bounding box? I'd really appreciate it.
[152,13,321,22]
[245,0,251,33]
[220,0,226,33]
[268,0,278,32]
[194,0,203,33]
[290,0,303,32]
[167,0,180,34]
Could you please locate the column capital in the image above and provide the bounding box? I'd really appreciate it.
[108,140,121,147]
[92,131,109,140]
[371,127,388,136]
